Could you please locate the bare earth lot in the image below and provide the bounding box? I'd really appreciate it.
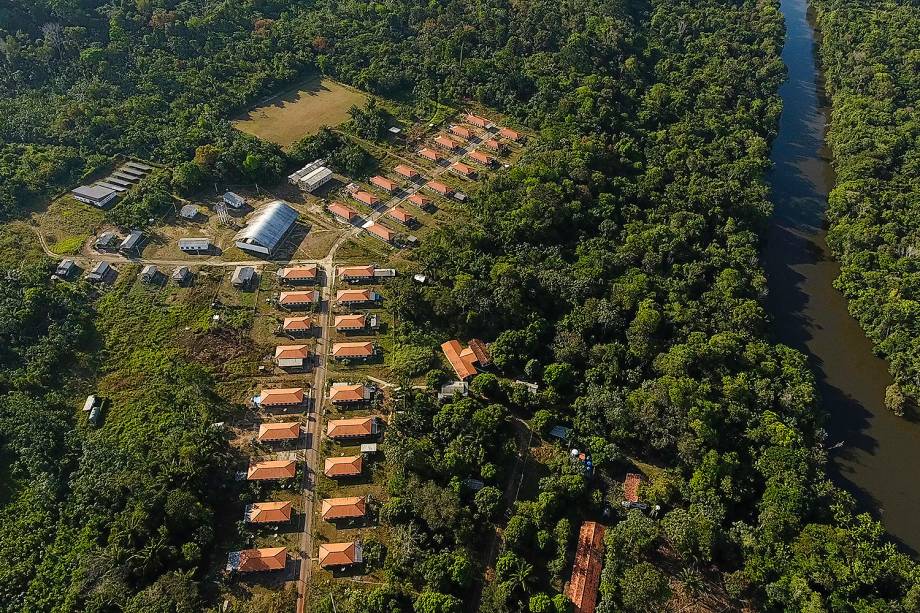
[233,77,368,148]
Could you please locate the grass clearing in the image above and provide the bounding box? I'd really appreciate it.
[233,77,368,148]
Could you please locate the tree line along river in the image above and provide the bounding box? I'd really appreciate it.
[764,0,920,555]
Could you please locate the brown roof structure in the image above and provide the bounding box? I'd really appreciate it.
[624,473,641,504]
[338,265,376,279]
[327,416,377,438]
[434,135,460,150]
[483,138,503,152]
[387,206,414,224]
[366,223,395,242]
[425,180,451,195]
[499,127,522,141]
[394,164,419,179]
[370,175,397,192]
[419,148,442,162]
[450,161,475,177]
[329,383,369,404]
[468,150,494,166]
[321,496,367,520]
[275,345,311,360]
[324,455,363,477]
[441,339,480,381]
[335,313,366,331]
[449,125,472,139]
[233,546,288,572]
[247,501,293,523]
[408,193,432,208]
[336,288,376,304]
[277,265,317,281]
[318,541,362,567]
[278,290,319,306]
[332,342,375,359]
[566,522,605,613]
[258,387,305,406]
[282,316,314,332]
[247,459,297,480]
[328,202,358,221]
[468,338,492,366]
[353,190,379,206]
[466,113,491,128]
[257,421,301,442]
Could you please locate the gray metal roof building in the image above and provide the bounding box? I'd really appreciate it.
[233,201,299,255]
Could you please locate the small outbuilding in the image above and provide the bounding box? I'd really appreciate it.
[231,266,256,288]
[55,259,77,279]
[140,265,159,283]
[179,204,200,220]
[223,191,246,209]
[172,266,191,284]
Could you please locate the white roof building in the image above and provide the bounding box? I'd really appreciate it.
[233,201,299,255]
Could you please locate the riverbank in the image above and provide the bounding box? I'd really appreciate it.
[764,0,920,555]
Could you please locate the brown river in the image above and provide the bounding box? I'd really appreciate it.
[764,0,920,554]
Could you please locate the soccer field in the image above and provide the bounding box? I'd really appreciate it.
[233,77,368,147]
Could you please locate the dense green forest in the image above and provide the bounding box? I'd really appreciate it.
[812,0,920,413]
[2,0,920,611]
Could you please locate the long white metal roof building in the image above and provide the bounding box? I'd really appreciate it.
[233,200,299,255]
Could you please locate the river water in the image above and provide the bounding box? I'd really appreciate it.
[764,0,920,553]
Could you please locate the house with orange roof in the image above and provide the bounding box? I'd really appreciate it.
[321,496,367,521]
[482,138,505,153]
[246,459,297,480]
[425,181,451,196]
[499,127,522,142]
[370,175,397,193]
[338,265,376,282]
[408,193,435,211]
[365,222,396,243]
[278,290,320,309]
[394,164,419,180]
[566,522,605,613]
[434,135,460,151]
[441,339,490,381]
[276,265,317,284]
[353,190,379,206]
[327,416,378,438]
[466,113,494,129]
[257,421,301,443]
[334,313,367,332]
[281,316,314,335]
[419,148,442,162]
[335,288,380,307]
[324,455,363,478]
[332,341,376,361]
[450,162,476,178]
[387,206,415,226]
[245,501,293,524]
[449,125,472,139]
[274,344,311,369]
[329,383,373,405]
[318,541,363,568]
[256,387,305,407]
[227,546,287,572]
[328,202,359,223]
[468,150,495,167]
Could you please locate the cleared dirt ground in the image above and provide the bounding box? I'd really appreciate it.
[233,77,368,148]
